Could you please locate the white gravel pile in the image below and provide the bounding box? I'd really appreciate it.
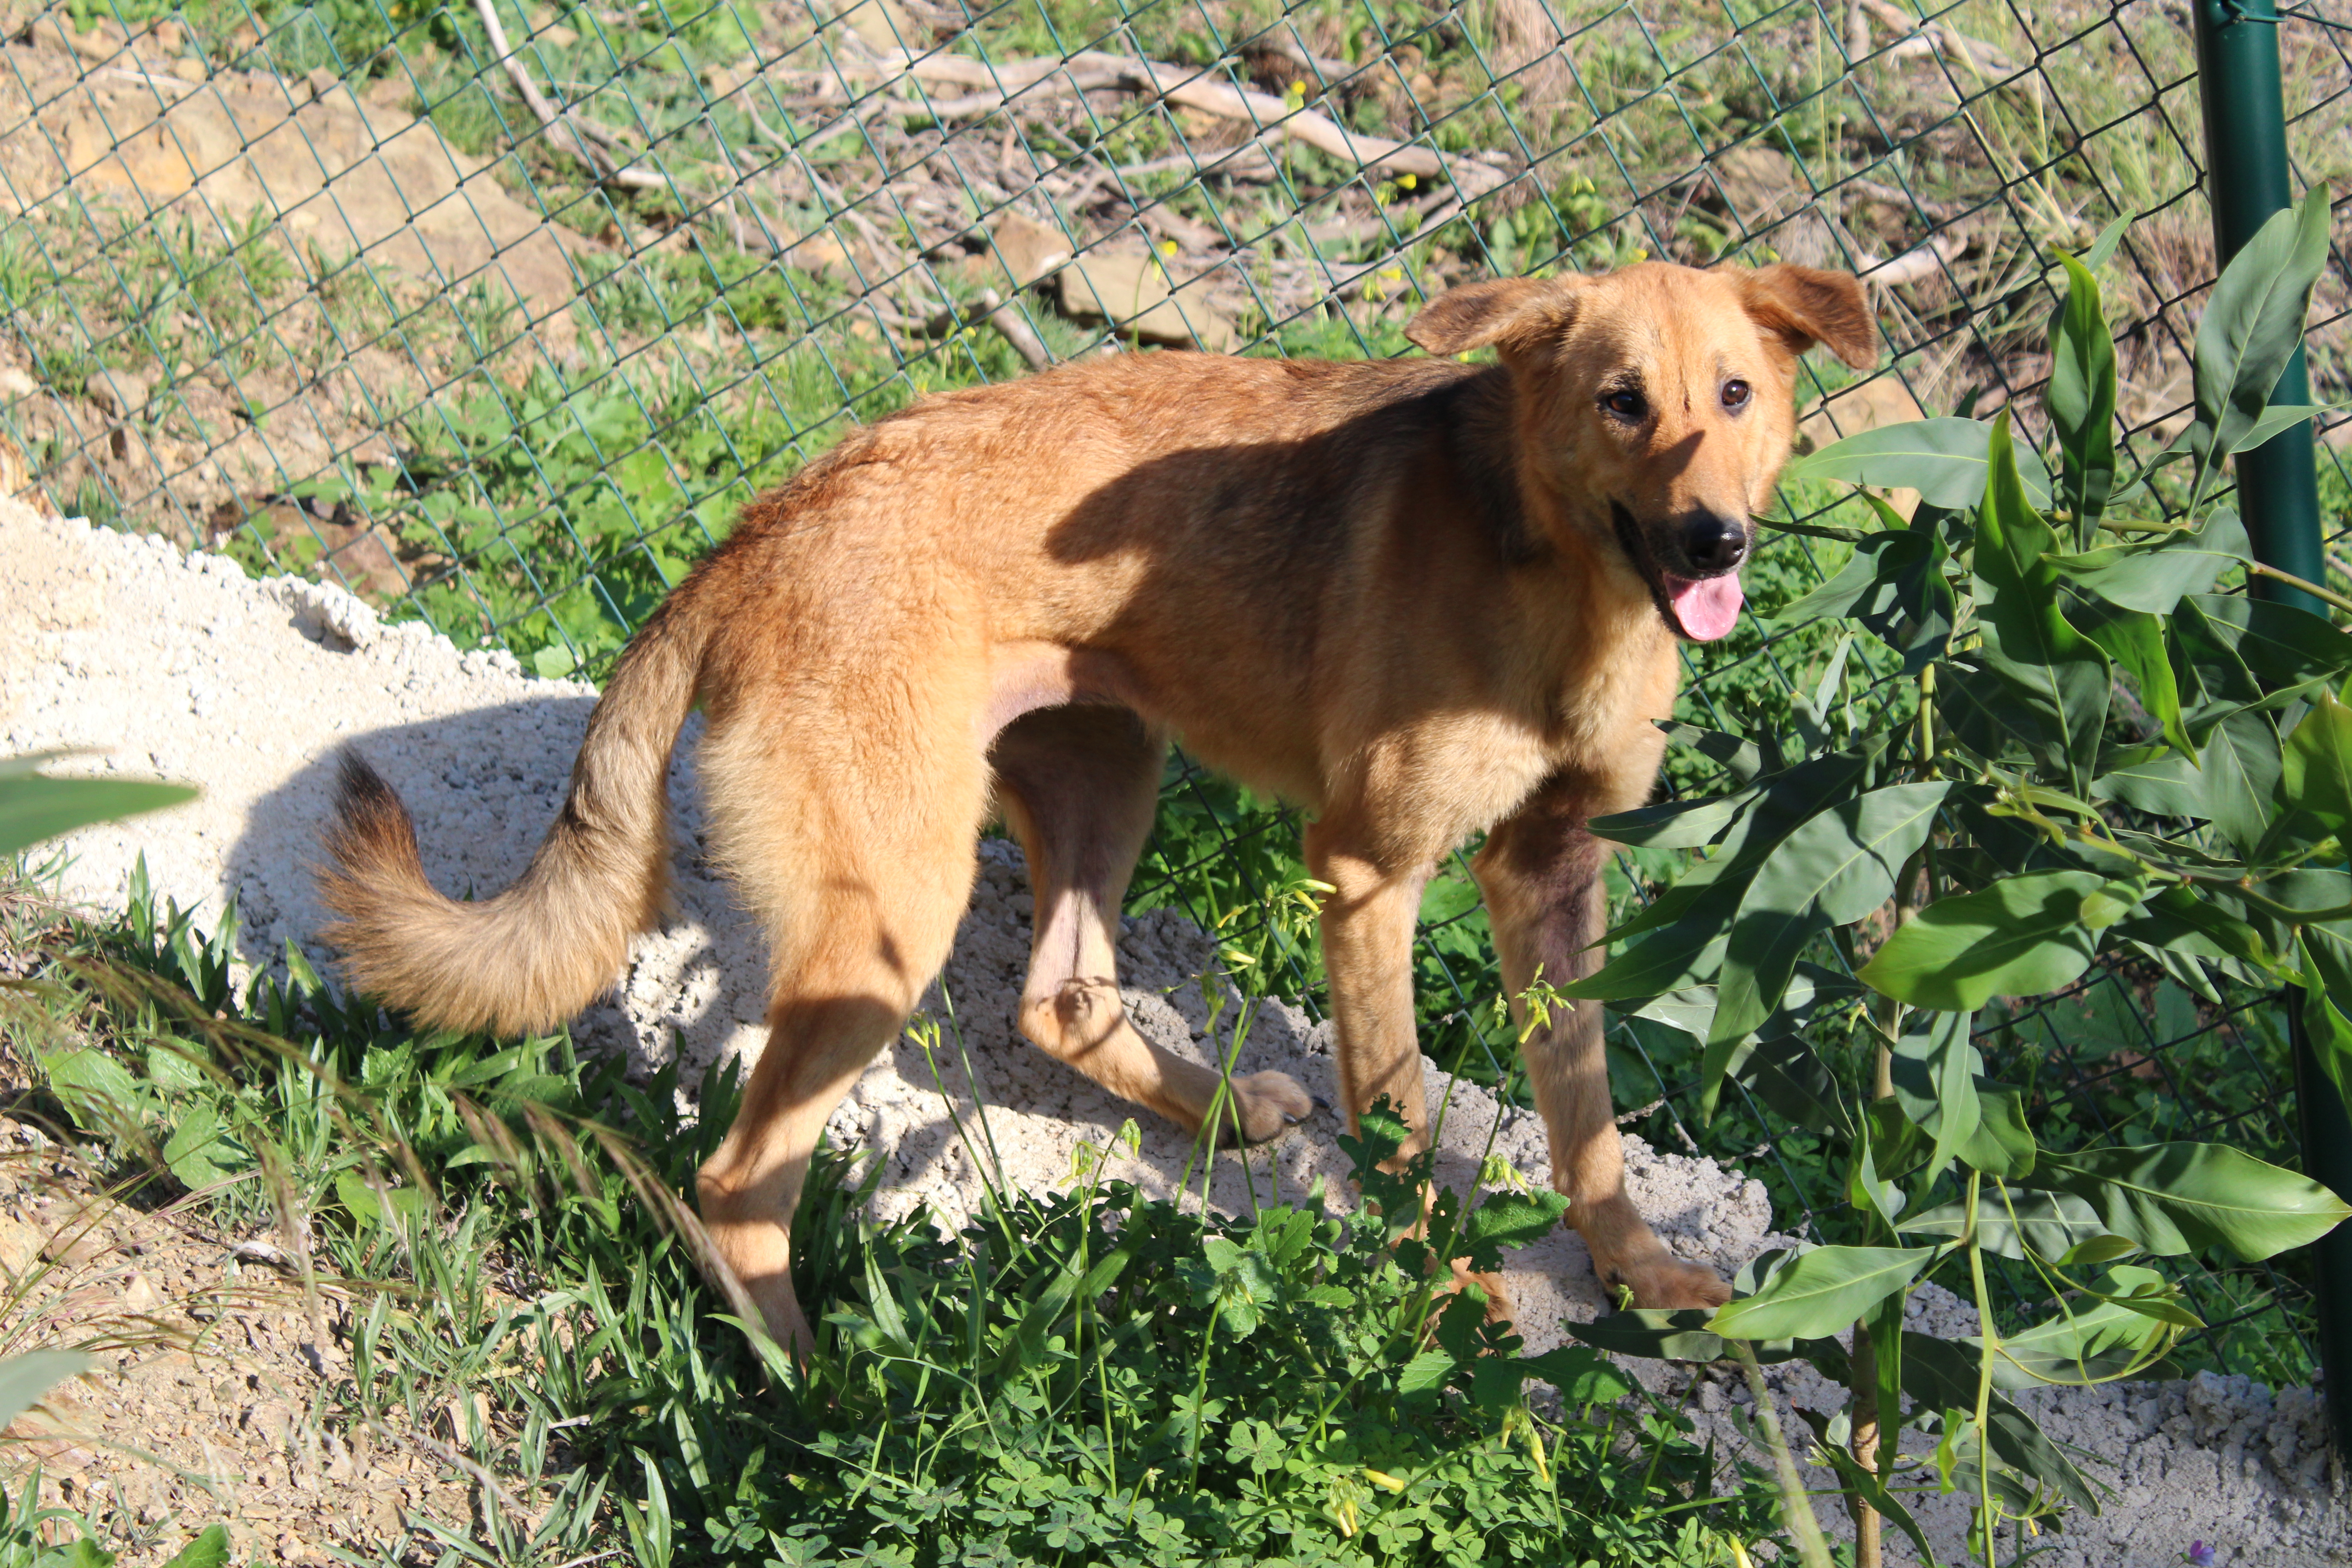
[4,498,2344,1563]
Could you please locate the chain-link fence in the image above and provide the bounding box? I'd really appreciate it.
[4,0,2347,1378]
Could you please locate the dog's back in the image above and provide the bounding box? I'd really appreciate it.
[697,350,1576,799]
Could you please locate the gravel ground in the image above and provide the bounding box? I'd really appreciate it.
[4,498,2346,1564]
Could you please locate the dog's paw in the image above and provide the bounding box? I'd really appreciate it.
[1225,1070,1315,1145]
[1608,1252,1732,1311]
[1444,1259,1517,1330]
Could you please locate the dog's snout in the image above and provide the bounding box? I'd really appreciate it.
[1679,514,1749,576]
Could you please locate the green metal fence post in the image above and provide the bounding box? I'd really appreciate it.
[2193,0,2352,1460]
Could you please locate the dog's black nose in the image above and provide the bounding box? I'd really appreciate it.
[1680,514,1749,575]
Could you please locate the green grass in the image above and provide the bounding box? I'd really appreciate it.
[0,864,1796,1564]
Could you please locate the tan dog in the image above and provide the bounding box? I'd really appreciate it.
[321,260,1875,1351]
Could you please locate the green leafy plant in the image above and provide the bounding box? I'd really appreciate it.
[0,754,193,862]
[25,865,1797,1567]
[1565,196,2352,1567]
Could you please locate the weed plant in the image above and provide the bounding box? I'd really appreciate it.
[5,868,1794,1564]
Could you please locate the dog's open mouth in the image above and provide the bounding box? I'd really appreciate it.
[1610,503,1746,642]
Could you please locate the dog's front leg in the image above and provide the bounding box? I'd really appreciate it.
[1473,780,1731,1309]
[1304,821,1436,1159]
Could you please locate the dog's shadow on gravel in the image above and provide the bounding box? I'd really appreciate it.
[227,695,1401,1234]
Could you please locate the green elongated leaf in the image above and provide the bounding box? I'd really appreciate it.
[2190,593,2352,691]
[1858,871,2105,1010]
[2076,600,2186,756]
[2174,403,2337,468]
[2280,686,2352,839]
[1900,1334,2100,1513]
[1588,791,1755,849]
[1661,720,1778,784]
[2048,246,2117,535]
[2092,749,2207,817]
[2199,708,2284,857]
[1568,1310,1853,1372]
[2297,924,2352,1003]
[1626,985,1723,1039]
[2195,194,2332,455]
[2052,540,2237,618]
[2227,402,2331,456]
[2297,951,2352,1110]
[1739,1032,1853,1138]
[1973,1266,2182,1389]
[0,1349,92,1430]
[2026,1142,2352,1261]
[1887,1006,1980,1181]
[0,754,197,859]
[1571,924,1729,1002]
[1848,1111,1908,1230]
[2082,213,2133,271]
[1782,416,2053,509]
[2170,598,2264,725]
[1775,530,1926,624]
[1886,1054,2038,1178]
[1970,1083,2041,1177]
[1703,783,1953,1103]
[1933,658,2028,766]
[1706,1245,1933,1341]
[1974,412,2111,792]
[1574,752,1876,992]
[1899,1191,2107,1260]
[1570,1308,1725,1362]
[2113,885,2273,966]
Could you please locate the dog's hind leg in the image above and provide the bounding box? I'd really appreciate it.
[993,705,1311,1144]
[1473,776,1732,1310]
[693,730,987,1355]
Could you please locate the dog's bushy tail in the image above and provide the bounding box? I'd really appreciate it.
[318,593,711,1037]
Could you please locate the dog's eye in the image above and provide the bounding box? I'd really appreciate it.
[1721,378,1752,410]
[1603,388,1647,420]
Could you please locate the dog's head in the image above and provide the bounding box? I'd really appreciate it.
[1407,262,1876,641]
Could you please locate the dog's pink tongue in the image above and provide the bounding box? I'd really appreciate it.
[1669,575,1744,641]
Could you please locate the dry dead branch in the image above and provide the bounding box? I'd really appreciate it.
[876,48,1513,198]
[472,0,666,189]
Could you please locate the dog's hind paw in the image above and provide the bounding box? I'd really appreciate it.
[1223,1071,1315,1145]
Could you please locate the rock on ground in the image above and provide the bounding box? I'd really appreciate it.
[4,497,2346,1563]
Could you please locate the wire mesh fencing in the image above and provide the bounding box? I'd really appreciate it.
[3,0,2347,1377]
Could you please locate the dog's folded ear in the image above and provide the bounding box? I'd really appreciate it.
[1740,265,1878,369]
[1406,276,1582,358]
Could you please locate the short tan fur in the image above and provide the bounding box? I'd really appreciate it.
[320,260,1876,1351]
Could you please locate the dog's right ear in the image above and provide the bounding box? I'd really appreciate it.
[1406,277,1580,357]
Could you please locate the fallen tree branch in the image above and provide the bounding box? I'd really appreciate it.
[1853,228,1965,288]
[472,0,665,189]
[1854,0,2019,78]
[878,48,1512,198]
[977,289,1052,369]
